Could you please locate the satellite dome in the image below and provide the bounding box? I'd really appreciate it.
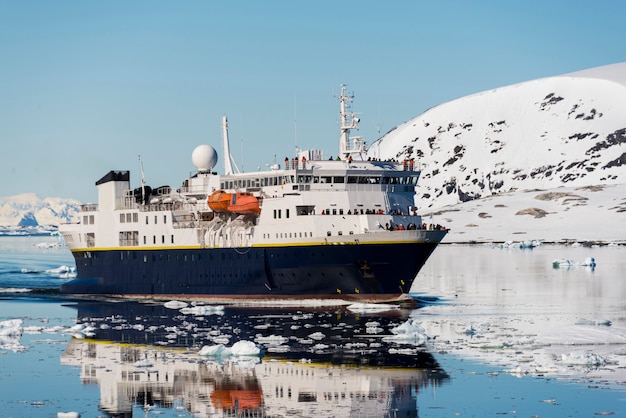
[191,144,218,172]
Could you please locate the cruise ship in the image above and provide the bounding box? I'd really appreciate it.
[59,85,447,303]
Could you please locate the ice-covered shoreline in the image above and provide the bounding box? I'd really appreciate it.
[429,183,626,245]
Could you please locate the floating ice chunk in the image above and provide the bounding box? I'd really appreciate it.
[390,318,425,335]
[308,331,325,340]
[383,332,427,346]
[366,326,384,334]
[560,352,606,366]
[198,344,226,356]
[346,303,399,313]
[385,319,428,346]
[164,300,188,309]
[266,345,290,353]
[389,347,419,355]
[464,325,477,335]
[582,257,596,267]
[553,257,596,269]
[552,258,574,268]
[230,340,261,356]
[0,319,23,336]
[23,325,45,334]
[57,412,80,418]
[312,343,329,350]
[255,335,287,345]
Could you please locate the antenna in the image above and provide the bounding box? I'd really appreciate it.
[294,93,298,152]
[138,154,146,205]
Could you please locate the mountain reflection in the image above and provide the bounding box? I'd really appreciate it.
[61,301,448,417]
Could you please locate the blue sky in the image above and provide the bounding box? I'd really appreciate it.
[1,0,625,202]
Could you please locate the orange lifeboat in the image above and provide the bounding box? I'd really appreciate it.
[207,190,231,213]
[208,190,260,215]
[228,192,261,215]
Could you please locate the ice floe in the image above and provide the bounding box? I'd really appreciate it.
[552,257,596,269]
[0,319,25,352]
[164,300,188,309]
[346,302,400,313]
[198,340,262,362]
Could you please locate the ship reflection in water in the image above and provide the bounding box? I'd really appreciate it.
[61,301,448,417]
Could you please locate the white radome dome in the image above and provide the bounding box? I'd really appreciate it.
[191,144,218,172]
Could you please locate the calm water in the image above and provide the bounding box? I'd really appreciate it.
[0,236,625,417]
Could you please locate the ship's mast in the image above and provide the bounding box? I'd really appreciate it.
[222,116,240,175]
[338,84,366,160]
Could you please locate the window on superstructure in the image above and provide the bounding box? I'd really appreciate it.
[145,216,149,225]
[171,235,174,244]
[154,215,157,224]
[89,215,94,224]
[161,235,165,244]
[153,236,156,244]
[143,236,146,245]
[126,213,132,223]
[347,176,357,184]
[163,215,166,224]
[120,214,125,223]
[333,176,345,183]
[133,213,138,222]
[286,209,290,218]
[320,176,332,184]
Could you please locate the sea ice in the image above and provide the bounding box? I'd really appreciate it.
[346,303,400,313]
[0,319,23,336]
[164,300,188,309]
[560,352,606,366]
[198,340,261,357]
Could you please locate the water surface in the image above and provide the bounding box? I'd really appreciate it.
[1,237,625,416]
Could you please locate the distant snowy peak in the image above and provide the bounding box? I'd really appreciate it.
[369,63,626,209]
[564,62,626,86]
[0,193,81,226]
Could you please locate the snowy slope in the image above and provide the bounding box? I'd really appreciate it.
[0,193,81,226]
[369,62,626,210]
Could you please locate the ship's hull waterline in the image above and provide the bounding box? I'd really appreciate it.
[61,235,444,304]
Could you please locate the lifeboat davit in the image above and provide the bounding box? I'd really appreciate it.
[208,190,260,215]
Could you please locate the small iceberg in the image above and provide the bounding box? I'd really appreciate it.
[552,257,596,269]
[383,318,428,346]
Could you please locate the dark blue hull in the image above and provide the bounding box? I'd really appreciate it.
[61,242,440,300]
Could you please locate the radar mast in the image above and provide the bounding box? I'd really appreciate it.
[338,84,366,160]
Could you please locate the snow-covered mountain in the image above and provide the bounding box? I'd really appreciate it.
[0,193,81,227]
[369,62,626,210]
